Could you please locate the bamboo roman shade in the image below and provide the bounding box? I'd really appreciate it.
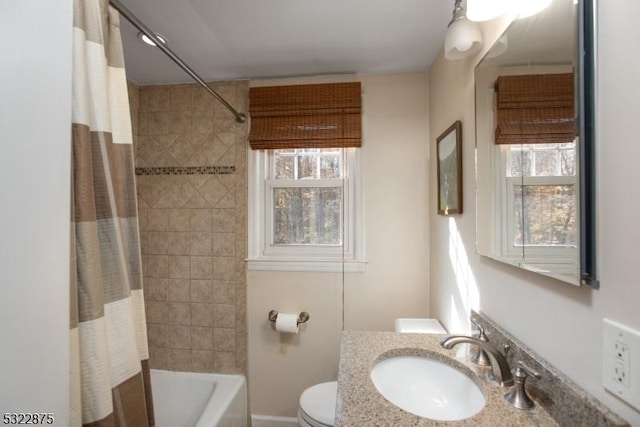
[248,82,362,150]
[494,73,576,145]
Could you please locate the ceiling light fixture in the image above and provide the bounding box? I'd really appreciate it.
[138,32,167,47]
[485,34,508,58]
[444,0,483,60]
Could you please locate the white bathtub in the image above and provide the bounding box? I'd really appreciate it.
[151,369,247,427]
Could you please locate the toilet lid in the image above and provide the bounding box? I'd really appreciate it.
[299,381,337,427]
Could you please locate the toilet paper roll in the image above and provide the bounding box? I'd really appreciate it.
[275,313,299,334]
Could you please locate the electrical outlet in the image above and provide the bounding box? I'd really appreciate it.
[603,319,640,410]
[614,340,629,362]
[613,360,628,386]
[612,340,630,386]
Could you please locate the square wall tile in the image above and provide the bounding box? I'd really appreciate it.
[191,350,214,373]
[136,81,247,374]
[167,232,191,255]
[168,279,190,302]
[147,210,168,231]
[169,256,190,279]
[213,328,235,352]
[169,302,191,326]
[213,304,235,328]
[168,325,191,349]
[191,232,213,256]
[147,324,170,348]
[191,256,213,279]
[169,86,192,112]
[144,278,168,301]
[212,233,234,256]
[191,327,213,350]
[191,280,213,303]
[148,88,171,112]
[148,346,170,370]
[169,111,191,135]
[214,351,236,373]
[169,348,192,371]
[145,301,169,325]
[191,210,213,232]
[147,232,168,254]
[191,303,214,327]
[168,209,190,231]
[212,280,234,304]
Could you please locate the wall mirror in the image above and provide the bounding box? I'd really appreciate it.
[475,0,597,287]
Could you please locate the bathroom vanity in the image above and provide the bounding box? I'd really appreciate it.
[335,313,629,426]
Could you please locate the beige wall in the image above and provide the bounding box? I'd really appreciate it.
[429,3,640,425]
[247,73,431,417]
[0,0,73,422]
[129,81,249,374]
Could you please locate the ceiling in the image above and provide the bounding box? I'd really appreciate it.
[117,0,453,85]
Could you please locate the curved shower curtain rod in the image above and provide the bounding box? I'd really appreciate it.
[109,0,247,123]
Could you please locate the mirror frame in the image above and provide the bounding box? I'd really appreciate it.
[474,0,599,288]
[578,0,598,288]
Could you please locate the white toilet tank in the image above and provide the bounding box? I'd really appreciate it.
[394,318,447,334]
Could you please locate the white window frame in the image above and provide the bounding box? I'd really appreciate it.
[247,147,366,272]
[494,144,578,266]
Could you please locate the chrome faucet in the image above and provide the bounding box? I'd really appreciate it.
[440,335,515,387]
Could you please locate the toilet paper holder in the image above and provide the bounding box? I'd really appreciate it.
[268,310,310,325]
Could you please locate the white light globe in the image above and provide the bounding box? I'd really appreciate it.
[444,18,482,60]
[485,34,508,58]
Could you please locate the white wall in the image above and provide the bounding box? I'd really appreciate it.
[247,73,431,417]
[0,1,73,423]
[429,2,640,425]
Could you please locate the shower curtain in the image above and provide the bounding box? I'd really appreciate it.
[70,0,154,425]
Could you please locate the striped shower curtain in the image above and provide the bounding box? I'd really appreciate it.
[70,0,154,426]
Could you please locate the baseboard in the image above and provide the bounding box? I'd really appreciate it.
[251,414,299,427]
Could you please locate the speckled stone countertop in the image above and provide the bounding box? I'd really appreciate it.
[336,331,559,427]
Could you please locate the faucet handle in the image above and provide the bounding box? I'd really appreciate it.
[516,361,541,380]
[470,318,491,366]
[504,361,542,410]
[470,317,486,338]
[502,343,511,358]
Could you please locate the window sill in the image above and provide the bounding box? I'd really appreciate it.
[246,257,367,273]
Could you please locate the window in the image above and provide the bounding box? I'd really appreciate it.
[247,82,364,271]
[499,142,577,263]
[248,147,365,272]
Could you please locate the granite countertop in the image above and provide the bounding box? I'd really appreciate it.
[336,331,559,427]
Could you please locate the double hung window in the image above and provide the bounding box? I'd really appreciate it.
[500,141,577,263]
[248,147,363,271]
[247,82,364,271]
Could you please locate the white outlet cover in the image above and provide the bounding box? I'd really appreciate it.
[603,318,640,410]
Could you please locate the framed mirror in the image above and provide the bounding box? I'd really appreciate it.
[475,0,598,287]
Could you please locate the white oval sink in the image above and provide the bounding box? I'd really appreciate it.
[370,355,485,421]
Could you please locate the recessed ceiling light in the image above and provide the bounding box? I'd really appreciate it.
[138,32,167,47]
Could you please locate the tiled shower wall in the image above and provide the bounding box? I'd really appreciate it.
[127,80,248,374]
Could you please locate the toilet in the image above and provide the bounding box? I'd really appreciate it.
[297,318,446,427]
[298,381,338,427]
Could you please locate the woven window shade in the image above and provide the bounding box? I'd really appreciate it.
[494,73,577,145]
[248,82,362,150]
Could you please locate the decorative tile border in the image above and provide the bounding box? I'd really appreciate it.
[135,166,235,176]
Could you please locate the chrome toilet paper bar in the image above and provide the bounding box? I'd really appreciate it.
[268,310,310,325]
